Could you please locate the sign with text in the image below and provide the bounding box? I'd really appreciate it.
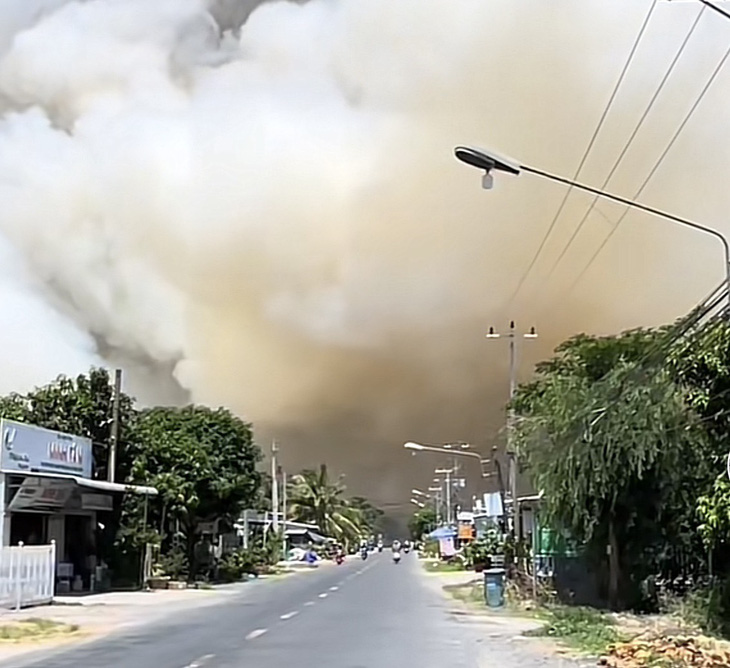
[0,419,92,479]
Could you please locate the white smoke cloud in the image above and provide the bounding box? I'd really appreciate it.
[0,0,727,499]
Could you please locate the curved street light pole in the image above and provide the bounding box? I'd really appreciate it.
[404,442,492,477]
[454,146,730,309]
[404,441,508,523]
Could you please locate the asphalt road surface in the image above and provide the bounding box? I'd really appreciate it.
[0,553,561,668]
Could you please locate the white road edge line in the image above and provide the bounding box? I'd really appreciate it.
[182,655,215,668]
[245,629,268,640]
[318,592,328,598]
[280,611,299,620]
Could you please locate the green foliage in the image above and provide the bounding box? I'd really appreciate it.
[462,540,490,569]
[419,539,439,558]
[157,544,188,580]
[122,405,262,576]
[513,328,712,607]
[463,529,504,569]
[218,548,260,582]
[288,465,369,548]
[218,536,283,582]
[673,321,730,558]
[0,369,266,585]
[531,606,623,656]
[680,581,730,638]
[348,496,385,535]
[408,506,437,541]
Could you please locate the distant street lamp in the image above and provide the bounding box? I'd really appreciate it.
[410,498,425,509]
[404,441,491,472]
[406,442,507,525]
[453,145,730,308]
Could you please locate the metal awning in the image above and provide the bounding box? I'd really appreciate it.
[13,471,158,496]
[429,526,457,539]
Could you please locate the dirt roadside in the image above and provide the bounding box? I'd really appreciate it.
[419,563,592,668]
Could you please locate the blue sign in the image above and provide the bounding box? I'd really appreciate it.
[0,419,92,479]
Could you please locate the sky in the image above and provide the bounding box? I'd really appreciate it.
[0,0,729,507]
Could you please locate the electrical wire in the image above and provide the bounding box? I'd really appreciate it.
[502,0,659,311]
[546,40,730,315]
[701,0,730,22]
[536,5,706,294]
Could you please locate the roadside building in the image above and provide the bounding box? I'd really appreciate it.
[0,419,157,592]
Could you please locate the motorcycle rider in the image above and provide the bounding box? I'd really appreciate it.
[392,539,402,564]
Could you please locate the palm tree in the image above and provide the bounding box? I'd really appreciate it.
[288,465,365,549]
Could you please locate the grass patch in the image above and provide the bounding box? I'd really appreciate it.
[446,580,485,606]
[0,618,78,642]
[528,605,625,656]
[424,560,465,573]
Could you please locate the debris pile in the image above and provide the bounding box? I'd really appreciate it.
[599,635,730,667]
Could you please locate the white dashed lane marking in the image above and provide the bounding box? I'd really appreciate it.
[280,611,299,620]
[245,629,268,640]
[182,654,215,668]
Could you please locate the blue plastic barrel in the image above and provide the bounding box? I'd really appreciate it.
[484,568,506,608]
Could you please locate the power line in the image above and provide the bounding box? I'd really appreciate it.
[536,5,706,295]
[502,0,659,311]
[701,0,730,22]
[547,40,730,316]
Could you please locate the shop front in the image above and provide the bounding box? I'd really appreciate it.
[0,419,157,592]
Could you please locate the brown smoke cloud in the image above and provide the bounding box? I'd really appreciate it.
[0,0,728,507]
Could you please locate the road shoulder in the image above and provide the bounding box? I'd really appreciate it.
[416,560,591,668]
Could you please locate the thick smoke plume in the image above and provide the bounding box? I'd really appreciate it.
[0,0,728,503]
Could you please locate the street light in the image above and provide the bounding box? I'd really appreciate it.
[412,488,431,498]
[410,498,426,509]
[486,322,538,539]
[404,441,491,470]
[406,442,504,526]
[454,145,730,307]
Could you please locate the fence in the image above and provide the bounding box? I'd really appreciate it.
[0,542,56,609]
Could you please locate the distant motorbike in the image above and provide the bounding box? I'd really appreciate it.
[404,546,410,554]
[393,552,401,564]
[360,549,368,560]
[335,553,344,565]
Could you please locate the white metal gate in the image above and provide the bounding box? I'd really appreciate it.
[0,542,56,609]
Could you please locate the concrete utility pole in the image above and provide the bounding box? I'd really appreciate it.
[435,468,454,525]
[108,369,122,483]
[486,322,537,539]
[280,466,287,561]
[271,441,279,533]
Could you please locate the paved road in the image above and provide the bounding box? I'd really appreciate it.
[0,554,575,668]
